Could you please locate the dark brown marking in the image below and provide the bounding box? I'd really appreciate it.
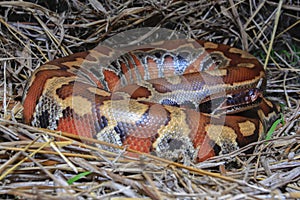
[23,69,75,124]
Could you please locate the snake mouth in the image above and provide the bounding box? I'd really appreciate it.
[199,88,263,115]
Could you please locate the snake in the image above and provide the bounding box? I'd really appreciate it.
[22,39,280,162]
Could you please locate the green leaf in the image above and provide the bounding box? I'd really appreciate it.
[67,171,92,185]
[265,111,284,141]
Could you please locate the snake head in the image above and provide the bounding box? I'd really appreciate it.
[199,88,263,115]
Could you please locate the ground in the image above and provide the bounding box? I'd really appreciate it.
[0,1,299,199]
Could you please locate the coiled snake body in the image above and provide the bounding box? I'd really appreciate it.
[23,39,280,162]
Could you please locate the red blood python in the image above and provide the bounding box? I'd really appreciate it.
[23,39,280,162]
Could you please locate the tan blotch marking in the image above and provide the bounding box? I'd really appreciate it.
[258,121,264,139]
[43,76,76,97]
[257,109,265,123]
[40,64,62,71]
[205,69,227,76]
[27,64,63,88]
[237,63,256,68]
[89,49,114,59]
[165,75,182,85]
[229,48,255,59]
[43,76,93,116]
[173,42,203,52]
[205,124,237,146]
[263,98,274,108]
[65,96,92,116]
[153,106,191,149]
[148,40,166,47]
[62,57,86,68]
[257,108,278,128]
[238,120,256,137]
[100,100,149,125]
[88,87,111,96]
[204,42,218,49]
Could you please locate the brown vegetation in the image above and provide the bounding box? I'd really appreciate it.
[0,0,299,199]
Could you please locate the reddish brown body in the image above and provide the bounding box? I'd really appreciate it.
[23,39,280,162]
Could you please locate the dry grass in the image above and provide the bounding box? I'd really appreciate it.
[0,0,299,199]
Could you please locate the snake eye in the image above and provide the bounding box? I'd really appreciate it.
[227,97,235,105]
[244,96,250,102]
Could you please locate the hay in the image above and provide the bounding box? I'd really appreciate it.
[0,0,299,199]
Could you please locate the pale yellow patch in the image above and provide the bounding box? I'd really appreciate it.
[238,120,256,137]
[237,63,256,68]
[165,75,182,85]
[204,42,218,49]
[100,100,149,124]
[44,76,76,97]
[89,49,113,59]
[40,64,62,70]
[205,69,227,76]
[258,121,264,138]
[263,98,273,108]
[153,106,191,149]
[149,39,199,50]
[205,124,237,146]
[26,64,62,90]
[62,57,85,69]
[257,104,278,127]
[43,76,94,116]
[229,48,255,59]
[149,40,166,46]
[257,109,265,123]
[175,41,203,51]
[65,96,92,116]
[88,87,111,96]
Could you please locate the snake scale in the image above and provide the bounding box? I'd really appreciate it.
[22,39,280,162]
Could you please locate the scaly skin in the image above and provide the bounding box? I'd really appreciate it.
[22,39,280,162]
